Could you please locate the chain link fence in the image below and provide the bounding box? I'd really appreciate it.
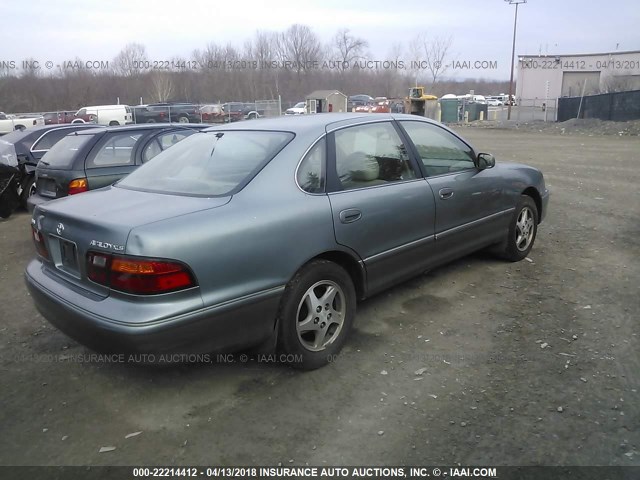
[489,98,558,122]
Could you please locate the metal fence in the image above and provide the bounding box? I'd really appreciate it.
[557,89,640,122]
[254,99,282,118]
[489,98,558,123]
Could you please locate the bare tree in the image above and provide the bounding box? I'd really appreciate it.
[248,30,281,98]
[409,34,453,88]
[378,43,407,98]
[113,43,148,77]
[149,72,174,102]
[20,57,42,78]
[277,24,323,78]
[333,29,369,72]
[0,33,517,114]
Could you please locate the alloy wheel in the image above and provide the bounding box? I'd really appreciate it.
[515,206,535,251]
[295,280,345,352]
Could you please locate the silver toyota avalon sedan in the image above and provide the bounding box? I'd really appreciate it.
[25,113,549,369]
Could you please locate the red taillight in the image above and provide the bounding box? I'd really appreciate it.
[87,252,196,295]
[68,178,88,195]
[31,226,49,259]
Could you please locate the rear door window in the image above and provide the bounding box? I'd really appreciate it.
[87,132,143,167]
[333,122,416,191]
[39,134,94,169]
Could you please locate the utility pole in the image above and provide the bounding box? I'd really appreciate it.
[505,0,526,120]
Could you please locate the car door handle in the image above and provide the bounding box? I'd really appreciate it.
[439,188,454,200]
[339,208,362,224]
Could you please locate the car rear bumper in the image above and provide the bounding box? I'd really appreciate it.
[25,259,283,355]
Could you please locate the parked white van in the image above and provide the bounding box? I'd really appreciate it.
[72,105,133,126]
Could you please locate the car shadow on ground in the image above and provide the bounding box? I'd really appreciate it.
[28,249,506,384]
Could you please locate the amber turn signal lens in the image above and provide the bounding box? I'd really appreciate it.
[68,178,88,195]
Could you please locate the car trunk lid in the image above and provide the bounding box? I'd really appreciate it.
[34,186,230,297]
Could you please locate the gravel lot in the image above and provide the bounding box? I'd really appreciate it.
[0,127,638,467]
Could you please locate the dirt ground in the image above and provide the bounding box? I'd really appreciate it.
[0,128,638,468]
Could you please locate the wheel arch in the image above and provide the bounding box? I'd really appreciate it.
[308,250,367,300]
[522,187,542,223]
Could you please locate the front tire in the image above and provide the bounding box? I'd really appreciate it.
[501,195,538,261]
[278,260,356,370]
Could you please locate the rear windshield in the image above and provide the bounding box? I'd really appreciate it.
[39,134,93,169]
[117,130,293,196]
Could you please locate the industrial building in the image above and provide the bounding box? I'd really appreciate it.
[515,49,640,101]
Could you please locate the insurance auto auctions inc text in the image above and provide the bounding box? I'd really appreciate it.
[224,466,497,478]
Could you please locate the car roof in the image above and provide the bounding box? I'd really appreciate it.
[73,123,209,135]
[0,124,104,144]
[81,105,129,109]
[201,113,438,135]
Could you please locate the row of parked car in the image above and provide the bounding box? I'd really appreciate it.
[283,95,406,116]
[0,122,208,218]
[37,102,264,127]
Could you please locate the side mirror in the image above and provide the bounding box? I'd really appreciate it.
[477,153,495,169]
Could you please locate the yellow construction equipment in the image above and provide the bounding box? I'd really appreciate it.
[405,87,438,117]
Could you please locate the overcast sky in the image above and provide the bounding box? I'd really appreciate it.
[2,0,639,80]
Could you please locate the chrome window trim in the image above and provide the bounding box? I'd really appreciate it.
[328,177,426,195]
[423,167,478,179]
[326,117,397,134]
[294,133,328,196]
[30,127,75,154]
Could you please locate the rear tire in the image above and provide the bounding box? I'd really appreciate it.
[20,176,36,209]
[277,260,356,370]
[178,115,189,123]
[14,125,25,131]
[109,121,119,126]
[501,195,538,262]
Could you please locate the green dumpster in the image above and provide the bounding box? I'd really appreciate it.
[440,98,458,123]
[465,103,489,121]
[468,103,480,121]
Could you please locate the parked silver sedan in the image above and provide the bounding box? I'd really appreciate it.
[25,113,549,369]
